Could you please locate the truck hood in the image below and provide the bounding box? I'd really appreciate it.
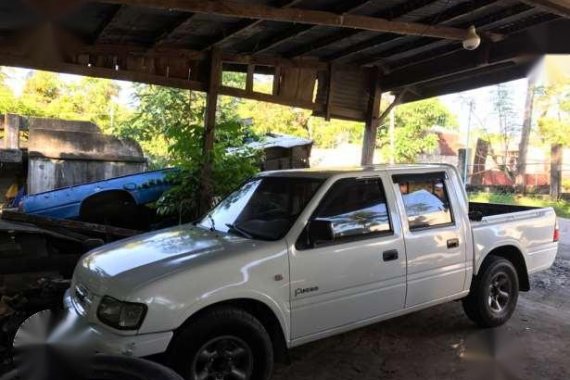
[74,224,264,295]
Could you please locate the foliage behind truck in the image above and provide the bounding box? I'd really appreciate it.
[60,164,558,380]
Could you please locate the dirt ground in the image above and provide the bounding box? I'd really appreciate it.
[273,219,570,380]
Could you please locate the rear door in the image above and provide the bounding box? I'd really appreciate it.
[392,171,467,308]
[289,175,406,340]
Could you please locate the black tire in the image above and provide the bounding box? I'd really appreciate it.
[168,306,274,380]
[463,256,519,328]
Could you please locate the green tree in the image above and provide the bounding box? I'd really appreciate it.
[119,84,260,219]
[378,98,457,163]
[12,70,128,131]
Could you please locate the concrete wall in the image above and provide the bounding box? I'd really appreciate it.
[26,118,146,194]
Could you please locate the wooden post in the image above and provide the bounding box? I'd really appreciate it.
[550,143,562,200]
[361,68,382,166]
[199,48,222,215]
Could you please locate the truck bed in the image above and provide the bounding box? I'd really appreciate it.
[469,201,558,276]
[469,201,537,219]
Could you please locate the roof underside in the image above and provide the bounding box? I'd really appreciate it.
[0,0,569,120]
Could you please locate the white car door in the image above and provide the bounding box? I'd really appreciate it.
[289,175,406,340]
[393,171,467,308]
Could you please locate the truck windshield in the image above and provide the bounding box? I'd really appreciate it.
[199,176,323,241]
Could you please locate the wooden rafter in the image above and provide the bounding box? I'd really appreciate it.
[326,0,499,63]
[360,5,538,68]
[152,14,198,47]
[203,0,304,51]
[251,0,373,55]
[96,0,472,41]
[93,4,124,43]
[519,0,570,18]
[285,0,439,58]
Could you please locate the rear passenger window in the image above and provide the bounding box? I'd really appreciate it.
[314,178,391,240]
[394,173,454,230]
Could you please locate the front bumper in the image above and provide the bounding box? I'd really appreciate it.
[56,290,173,357]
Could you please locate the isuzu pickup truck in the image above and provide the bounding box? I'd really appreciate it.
[61,164,559,380]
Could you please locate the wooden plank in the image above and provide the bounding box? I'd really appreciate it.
[98,0,471,40]
[272,65,281,95]
[246,64,255,92]
[359,4,534,67]
[251,0,373,55]
[1,210,141,238]
[219,85,323,112]
[520,0,570,17]
[286,0,439,58]
[93,4,124,43]
[324,64,335,121]
[327,0,499,62]
[203,0,305,50]
[0,53,207,92]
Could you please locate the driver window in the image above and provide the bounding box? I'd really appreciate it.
[396,175,454,230]
[313,178,392,241]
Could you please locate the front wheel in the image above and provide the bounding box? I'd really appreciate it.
[168,306,274,380]
[462,256,519,328]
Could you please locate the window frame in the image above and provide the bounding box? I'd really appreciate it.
[296,176,394,250]
[392,172,456,232]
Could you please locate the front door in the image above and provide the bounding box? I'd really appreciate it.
[393,172,466,308]
[289,176,406,340]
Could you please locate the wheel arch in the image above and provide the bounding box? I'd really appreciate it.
[79,189,136,214]
[477,245,530,291]
[175,298,289,363]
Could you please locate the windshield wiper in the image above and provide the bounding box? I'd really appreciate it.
[207,213,216,231]
[225,223,254,239]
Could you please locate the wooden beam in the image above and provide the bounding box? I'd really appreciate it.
[326,0,499,62]
[199,48,222,215]
[364,5,539,69]
[152,14,198,47]
[245,64,254,92]
[219,85,324,112]
[380,35,538,91]
[251,0,373,55]
[519,0,570,17]
[98,0,471,40]
[202,0,304,50]
[1,210,141,238]
[361,67,382,166]
[285,0,439,58]
[0,52,207,91]
[93,4,124,43]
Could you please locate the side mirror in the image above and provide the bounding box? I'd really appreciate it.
[307,219,334,247]
[468,210,483,221]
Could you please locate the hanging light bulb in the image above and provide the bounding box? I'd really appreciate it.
[463,25,481,50]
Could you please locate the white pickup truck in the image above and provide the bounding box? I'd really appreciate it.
[62,164,559,380]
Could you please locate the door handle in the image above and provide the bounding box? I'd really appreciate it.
[447,238,459,249]
[383,249,398,262]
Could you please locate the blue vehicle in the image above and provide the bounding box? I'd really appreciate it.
[19,169,175,229]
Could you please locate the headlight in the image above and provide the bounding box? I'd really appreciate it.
[97,296,147,330]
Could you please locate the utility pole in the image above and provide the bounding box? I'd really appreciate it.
[389,99,395,164]
[463,99,473,185]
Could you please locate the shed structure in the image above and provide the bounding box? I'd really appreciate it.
[0,0,569,206]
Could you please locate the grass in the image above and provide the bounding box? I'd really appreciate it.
[469,192,570,219]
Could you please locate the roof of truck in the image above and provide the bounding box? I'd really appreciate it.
[259,164,455,179]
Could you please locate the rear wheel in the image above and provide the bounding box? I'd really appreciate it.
[168,306,273,380]
[463,256,519,328]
